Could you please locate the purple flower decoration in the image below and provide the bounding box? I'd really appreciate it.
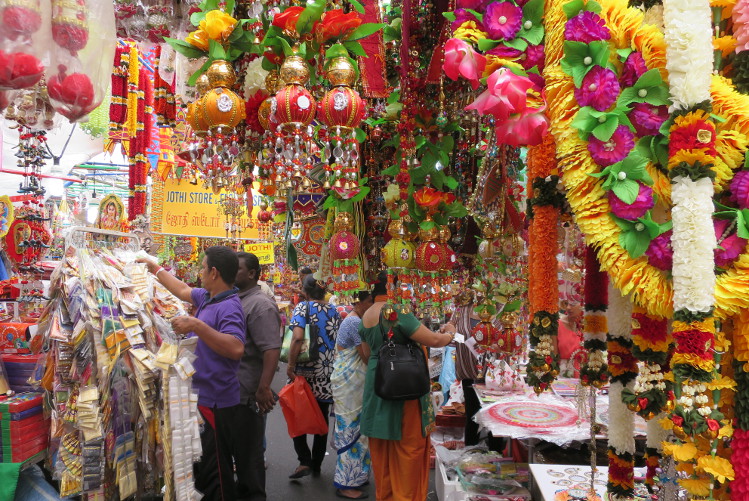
[484,1,523,41]
[527,72,545,89]
[731,170,749,210]
[522,44,545,71]
[608,183,654,220]
[487,45,522,58]
[630,103,669,137]
[587,125,635,166]
[715,219,748,268]
[457,0,488,11]
[645,230,672,271]
[452,9,484,31]
[621,52,648,87]
[574,66,620,111]
[564,11,610,43]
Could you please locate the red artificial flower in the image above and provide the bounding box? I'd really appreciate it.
[672,415,684,427]
[395,171,411,186]
[544,355,553,364]
[443,192,457,205]
[631,312,668,343]
[245,90,267,134]
[263,48,284,66]
[387,311,398,322]
[314,9,362,42]
[414,186,445,208]
[673,329,714,359]
[638,397,649,410]
[707,418,720,431]
[668,119,717,157]
[272,6,304,34]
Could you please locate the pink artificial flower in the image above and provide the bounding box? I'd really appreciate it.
[630,102,669,137]
[620,52,648,87]
[487,45,522,59]
[574,66,620,111]
[730,170,749,210]
[484,1,523,41]
[451,9,483,32]
[443,38,487,90]
[521,44,545,72]
[645,230,673,271]
[715,218,748,268]
[457,0,487,11]
[608,182,654,220]
[465,67,535,120]
[494,107,549,146]
[564,11,610,43]
[587,125,635,166]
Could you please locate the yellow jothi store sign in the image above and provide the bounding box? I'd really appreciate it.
[243,242,274,264]
[160,179,262,239]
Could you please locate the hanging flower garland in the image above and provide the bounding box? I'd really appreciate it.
[109,45,131,131]
[526,134,563,393]
[580,245,608,389]
[543,0,749,322]
[606,284,636,499]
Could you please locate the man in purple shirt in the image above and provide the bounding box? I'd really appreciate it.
[141,246,245,501]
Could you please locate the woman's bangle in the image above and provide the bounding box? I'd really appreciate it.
[154,267,165,277]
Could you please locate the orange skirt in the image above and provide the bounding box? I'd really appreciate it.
[369,400,431,501]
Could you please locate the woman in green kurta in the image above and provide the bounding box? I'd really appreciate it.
[359,274,456,501]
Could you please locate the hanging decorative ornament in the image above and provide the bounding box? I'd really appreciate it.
[197,60,246,194]
[318,54,366,191]
[329,212,361,300]
[272,53,317,196]
[382,219,416,269]
[51,0,89,56]
[0,0,47,91]
[473,302,500,350]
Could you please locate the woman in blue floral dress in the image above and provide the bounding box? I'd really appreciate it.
[331,290,374,499]
[286,275,341,479]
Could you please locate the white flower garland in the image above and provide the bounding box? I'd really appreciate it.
[662,0,713,110]
[670,176,716,313]
[608,285,635,455]
[647,413,670,450]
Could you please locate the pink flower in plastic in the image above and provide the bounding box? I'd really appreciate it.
[494,107,549,147]
[620,52,648,87]
[521,44,545,72]
[451,9,484,31]
[487,45,522,59]
[645,230,672,271]
[607,182,654,220]
[465,67,534,119]
[733,0,749,52]
[457,0,488,11]
[630,103,669,137]
[587,125,634,166]
[483,1,523,41]
[717,220,748,268]
[443,38,487,90]
[574,66,620,111]
[564,11,610,42]
[715,218,748,268]
[730,170,749,209]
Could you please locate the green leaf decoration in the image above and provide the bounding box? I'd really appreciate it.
[164,38,207,59]
[444,176,459,190]
[208,39,227,60]
[504,37,529,51]
[611,178,640,204]
[326,43,350,59]
[420,219,436,231]
[355,128,367,143]
[261,57,278,71]
[381,164,400,176]
[224,0,236,14]
[571,106,633,141]
[188,58,213,86]
[465,8,484,21]
[477,39,503,51]
[518,22,544,45]
[346,23,385,41]
[562,0,585,18]
[560,41,610,87]
[636,135,669,167]
[591,115,619,141]
[349,0,366,14]
[519,0,544,45]
[342,40,367,57]
[443,12,457,21]
[296,0,326,35]
[714,202,749,239]
[444,202,468,218]
[617,48,633,61]
[617,69,670,107]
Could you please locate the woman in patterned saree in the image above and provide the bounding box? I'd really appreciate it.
[331,289,374,499]
[286,274,341,479]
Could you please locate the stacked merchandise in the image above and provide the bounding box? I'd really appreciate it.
[0,354,44,392]
[35,231,202,500]
[0,392,48,464]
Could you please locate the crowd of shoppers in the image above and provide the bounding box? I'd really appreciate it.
[140,248,454,501]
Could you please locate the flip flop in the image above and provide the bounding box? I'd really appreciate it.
[288,466,312,479]
[335,489,369,499]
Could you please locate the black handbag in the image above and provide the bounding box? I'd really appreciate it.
[374,322,431,401]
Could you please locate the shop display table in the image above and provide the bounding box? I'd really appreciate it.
[528,464,648,501]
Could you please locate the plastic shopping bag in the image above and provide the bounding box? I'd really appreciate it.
[279,377,328,438]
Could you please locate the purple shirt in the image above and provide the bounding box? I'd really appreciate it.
[190,288,246,408]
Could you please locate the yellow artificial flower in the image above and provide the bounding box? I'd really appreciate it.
[714,36,737,58]
[659,418,674,431]
[671,353,715,372]
[383,183,401,206]
[713,330,731,352]
[200,10,237,42]
[676,462,695,476]
[185,28,210,51]
[672,318,716,335]
[633,337,670,353]
[678,477,711,496]
[706,375,737,392]
[719,424,734,439]
[453,21,488,44]
[663,442,698,462]
[697,456,735,483]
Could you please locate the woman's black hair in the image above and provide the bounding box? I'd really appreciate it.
[371,270,396,298]
[354,290,372,303]
[303,274,326,300]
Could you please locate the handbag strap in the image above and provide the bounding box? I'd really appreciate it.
[305,301,312,327]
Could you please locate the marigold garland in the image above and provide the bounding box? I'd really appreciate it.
[526,134,560,393]
[580,246,609,388]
